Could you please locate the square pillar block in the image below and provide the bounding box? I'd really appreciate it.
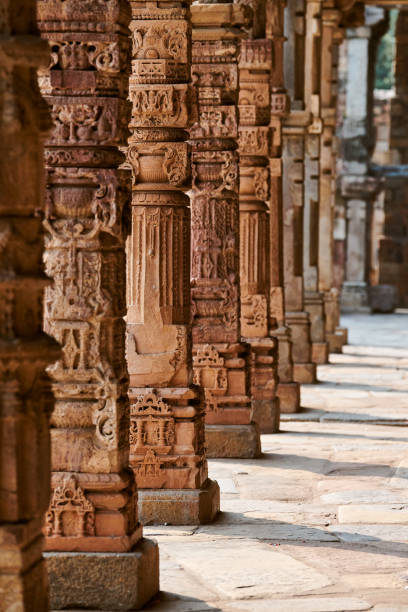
[205,423,261,458]
[252,398,280,433]
[138,479,220,526]
[46,538,159,611]
[277,382,301,414]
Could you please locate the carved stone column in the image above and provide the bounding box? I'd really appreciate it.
[320,5,348,352]
[38,1,159,608]
[0,3,58,608]
[190,2,261,458]
[282,0,317,384]
[125,0,220,523]
[302,0,329,366]
[238,30,279,432]
[267,0,301,413]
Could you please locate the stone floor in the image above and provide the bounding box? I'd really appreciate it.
[142,312,408,612]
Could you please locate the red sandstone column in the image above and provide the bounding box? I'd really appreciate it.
[302,0,330,366]
[320,4,348,352]
[266,0,301,413]
[125,0,220,524]
[190,2,261,458]
[238,32,280,433]
[38,1,159,608]
[282,0,317,384]
[0,2,58,608]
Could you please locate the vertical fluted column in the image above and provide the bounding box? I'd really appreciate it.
[238,29,280,433]
[266,0,301,414]
[38,1,159,608]
[125,0,220,522]
[0,2,57,609]
[282,0,317,384]
[302,0,329,365]
[190,2,261,458]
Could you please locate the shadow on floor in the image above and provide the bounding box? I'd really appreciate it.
[196,512,408,560]
[144,591,221,611]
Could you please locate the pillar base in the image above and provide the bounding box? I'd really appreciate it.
[293,362,317,384]
[327,327,348,353]
[137,478,220,525]
[205,422,261,458]
[311,341,329,364]
[277,382,300,414]
[252,398,280,433]
[341,281,369,312]
[45,537,159,611]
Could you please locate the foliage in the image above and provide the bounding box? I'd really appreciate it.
[375,9,397,90]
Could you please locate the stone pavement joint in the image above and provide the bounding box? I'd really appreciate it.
[143,313,408,611]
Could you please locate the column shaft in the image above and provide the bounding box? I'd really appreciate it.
[267,0,301,413]
[125,0,220,523]
[190,2,261,458]
[238,23,280,433]
[38,0,159,607]
[0,2,57,608]
[282,0,317,384]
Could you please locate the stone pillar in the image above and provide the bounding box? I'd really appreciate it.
[267,0,301,414]
[302,0,329,366]
[377,9,408,307]
[238,25,280,432]
[38,1,159,608]
[125,0,219,524]
[320,7,348,353]
[282,0,317,384]
[190,2,261,458]
[0,3,58,608]
[339,8,384,312]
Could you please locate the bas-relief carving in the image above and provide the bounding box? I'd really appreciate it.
[125,0,212,500]
[189,2,253,430]
[38,0,141,549]
[46,475,96,538]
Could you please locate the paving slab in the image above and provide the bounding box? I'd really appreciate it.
[160,539,334,599]
[149,313,408,611]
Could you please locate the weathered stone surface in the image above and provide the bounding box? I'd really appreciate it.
[0,1,58,607]
[189,3,259,458]
[267,0,301,414]
[124,0,219,523]
[338,504,408,524]
[38,0,142,551]
[238,28,280,433]
[46,538,159,610]
[252,399,280,433]
[138,479,220,526]
[205,424,261,459]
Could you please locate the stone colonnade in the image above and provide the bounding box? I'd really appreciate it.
[0,0,358,608]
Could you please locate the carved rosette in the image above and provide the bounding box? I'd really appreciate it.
[126,0,209,493]
[38,0,141,551]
